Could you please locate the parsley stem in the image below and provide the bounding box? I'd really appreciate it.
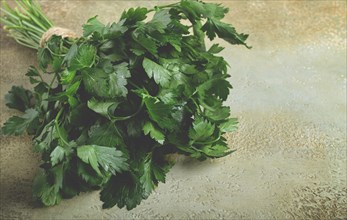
[148,2,179,12]
[128,80,141,90]
[193,21,206,51]
[191,98,202,114]
[54,108,69,146]
[110,99,144,122]
[37,71,45,83]
[1,0,53,49]
[157,2,179,9]
[48,73,58,94]
[113,124,123,139]
[49,74,57,87]
[194,132,221,145]
[15,0,47,31]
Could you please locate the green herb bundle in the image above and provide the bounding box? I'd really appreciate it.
[1,0,249,210]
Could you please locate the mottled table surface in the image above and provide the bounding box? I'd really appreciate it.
[1,1,346,219]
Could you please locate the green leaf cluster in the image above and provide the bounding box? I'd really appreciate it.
[1,0,247,210]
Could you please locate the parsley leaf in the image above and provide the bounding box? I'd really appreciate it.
[1,108,39,135]
[202,18,251,48]
[219,118,239,132]
[197,77,232,101]
[208,44,224,54]
[108,62,131,97]
[143,121,165,144]
[189,116,215,143]
[121,7,148,25]
[146,9,171,33]
[142,95,177,131]
[50,146,65,166]
[88,123,126,152]
[83,62,131,98]
[33,166,64,206]
[87,98,118,119]
[143,58,172,87]
[5,86,34,112]
[100,172,143,210]
[70,45,96,71]
[132,31,158,56]
[139,153,171,197]
[83,16,105,37]
[200,142,235,158]
[77,145,128,175]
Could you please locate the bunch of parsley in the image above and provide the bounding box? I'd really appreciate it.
[1,0,249,210]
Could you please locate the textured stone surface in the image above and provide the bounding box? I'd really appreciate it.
[1,1,346,219]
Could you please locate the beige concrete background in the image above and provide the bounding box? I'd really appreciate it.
[1,1,346,219]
